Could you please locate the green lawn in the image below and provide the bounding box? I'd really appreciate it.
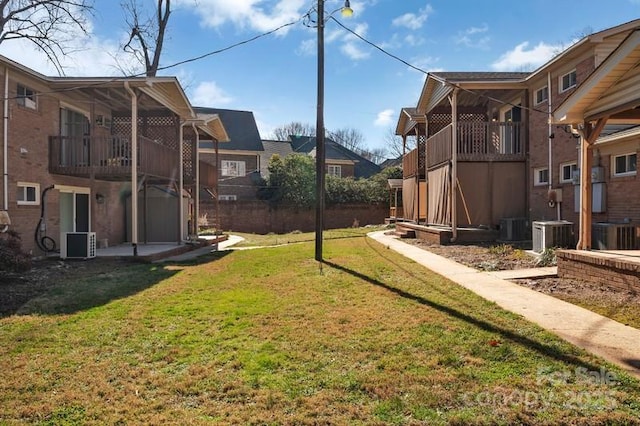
[1,233,639,425]
[227,227,386,247]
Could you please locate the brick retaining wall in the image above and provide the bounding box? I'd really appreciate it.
[557,250,640,293]
[201,201,387,234]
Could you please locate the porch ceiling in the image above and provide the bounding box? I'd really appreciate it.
[49,77,196,119]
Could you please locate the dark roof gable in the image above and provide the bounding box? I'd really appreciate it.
[195,107,263,152]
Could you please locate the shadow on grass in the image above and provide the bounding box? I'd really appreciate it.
[4,251,232,317]
[324,258,609,374]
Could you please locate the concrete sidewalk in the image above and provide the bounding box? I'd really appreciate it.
[368,231,640,379]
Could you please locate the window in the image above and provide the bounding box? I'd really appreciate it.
[221,160,246,177]
[560,162,578,183]
[535,86,548,105]
[613,153,637,176]
[534,167,549,186]
[560,70,577,93]
[17,182,39,205]
[327,165,342,177]
[219,195,237,201]
[17,84,37,109]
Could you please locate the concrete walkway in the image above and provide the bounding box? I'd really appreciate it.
[368,230,640,379]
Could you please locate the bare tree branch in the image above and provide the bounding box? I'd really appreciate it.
[122,0,171,77]
[0,0,93,75]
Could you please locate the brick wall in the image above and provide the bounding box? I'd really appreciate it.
[527,56,595,227]
[201,200,387,234]
[557,250,640,293]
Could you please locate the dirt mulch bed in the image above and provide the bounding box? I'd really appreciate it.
[407,239,640,329]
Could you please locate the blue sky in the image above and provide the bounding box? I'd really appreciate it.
[2,0,640,157]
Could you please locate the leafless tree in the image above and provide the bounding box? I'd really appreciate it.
[384,126,414,159]
[271,121,316,141]
[123,0,170,76]
[359,147,387,165]
[0,0,94,75]
[328,127,365,152]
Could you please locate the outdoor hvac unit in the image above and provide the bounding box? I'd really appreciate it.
[592,223,637,250]
[60,232,97,259]
[500,217,529,241]
[532,221,573,253]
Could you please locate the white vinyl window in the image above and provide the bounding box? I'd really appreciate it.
[17,84,37,109]
[534,86,548,105]
[221,160,246,177]
[612,153,637,177]
[327,165,342,177]
[560,162,578,184]
[17,182,40,205]
[219,195,237,201]
[534,167,549,186]
[559,70,577,93]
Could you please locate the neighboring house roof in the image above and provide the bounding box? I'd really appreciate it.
[430,72,530,82]
[290,135,381,178]
[260,140,294,175]
[380,157,402,169]
[195,107,263,152]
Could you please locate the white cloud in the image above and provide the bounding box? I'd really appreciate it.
[190,81,234,106]
[455,23,490,49]
[392,4,433,30]
[491,41,559,71]
[374,109,395,127]
[176,0,306,34]
[341,42,370,60]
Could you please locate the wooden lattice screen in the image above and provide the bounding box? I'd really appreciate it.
[428,113,451,137]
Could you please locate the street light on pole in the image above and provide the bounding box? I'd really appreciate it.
[315,0,353,262]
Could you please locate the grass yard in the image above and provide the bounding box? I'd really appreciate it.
[226,227,385,248]
[1,233,639,425]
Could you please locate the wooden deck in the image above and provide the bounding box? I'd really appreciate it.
[396,222,499,245]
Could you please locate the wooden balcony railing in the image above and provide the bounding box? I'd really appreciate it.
[198,160,217,188]
[49,135,179,181]
[426,122,525,168]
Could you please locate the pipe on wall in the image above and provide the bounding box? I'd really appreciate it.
[3,67,9,219]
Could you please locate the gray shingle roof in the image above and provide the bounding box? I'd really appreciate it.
[195,107,263,152]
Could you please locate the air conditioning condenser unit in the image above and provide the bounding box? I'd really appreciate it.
[592,223,637,250]
[500,217,529,241]
[532,221,573,253]
[61,232,96,259]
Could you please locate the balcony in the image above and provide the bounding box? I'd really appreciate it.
[402,140,427,179]
[426,121,525,169]
[49,135,179,181]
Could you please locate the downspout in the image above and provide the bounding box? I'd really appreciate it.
[124,82,138,256]
[192,123,200,238]
[450,89,458,242]
[179,122,185,243]
[547,72,557,219]
[2,67,9,228]
[415,127,419,223]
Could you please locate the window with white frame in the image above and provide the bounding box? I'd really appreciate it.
[17,84,37,109]
[327,164,342,177]
[219,195,237,201]
[560,162,578,183]
[534,167,549,186]
[534,86,548,105]
[612,152,637,177]
[221,160,246,177]
[560,70,577,93]
[17,182,39,205]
